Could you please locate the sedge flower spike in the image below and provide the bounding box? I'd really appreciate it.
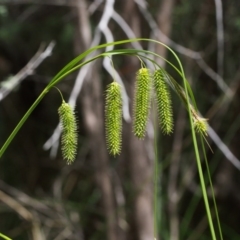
[133,68,152,138]
[153,69,173,134]
[105,82,122,156]
[58,101,78,164]
[193,116,208,136]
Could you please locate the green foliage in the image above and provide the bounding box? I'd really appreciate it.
[58,100,78,164]
[133,68,152,139]
[105,82,122,156]
[153,69,173,135]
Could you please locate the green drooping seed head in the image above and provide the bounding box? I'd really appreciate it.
[194,116,208,136]
[133,68,152,139]
[105,82,122,156]
[153,69,173,135]
[58,101,78,164]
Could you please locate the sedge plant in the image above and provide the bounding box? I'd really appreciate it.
[0,39,222,240]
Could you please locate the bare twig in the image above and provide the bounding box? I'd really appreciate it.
[0,0,84,6]
[135,0,232,95]
[112,10,142,49]
[196,58,231,97]
[0,180,79,239]
[0,190,46,240]
[42,124,61,157]
[88,0,103,15]
[207,125,240,170]
[0,41,55,101]
[53,228,72,240]
[0,180,51,214]
[214,0,224,77]
[99,0,131,123]
[0,189,33,221]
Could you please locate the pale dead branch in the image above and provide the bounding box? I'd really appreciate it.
[135,0,231,95]
[0,41,55,101]
[214,0,224,77]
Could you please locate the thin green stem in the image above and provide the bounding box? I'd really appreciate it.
[0,89,48,157]
[201,136,223,240]
[172,55,217,239]
[54,86,64,101]
[49,55,103,87]
[153,103,159,239]
[106,49,183,79]
[0,233,12,240]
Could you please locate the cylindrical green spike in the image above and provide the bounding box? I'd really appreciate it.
[58,101,78,164]
[153,69,173,135]
[105,82,122,156]
[133,68,152,139]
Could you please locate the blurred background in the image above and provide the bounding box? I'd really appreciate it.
[1,0,240,239]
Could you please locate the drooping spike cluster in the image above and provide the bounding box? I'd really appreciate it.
[55,68,207,159]
[104,68,175,156]
[58,101,78,164]
[133,68,152,138]
[153,69,173,134]
[105,82,122,156]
